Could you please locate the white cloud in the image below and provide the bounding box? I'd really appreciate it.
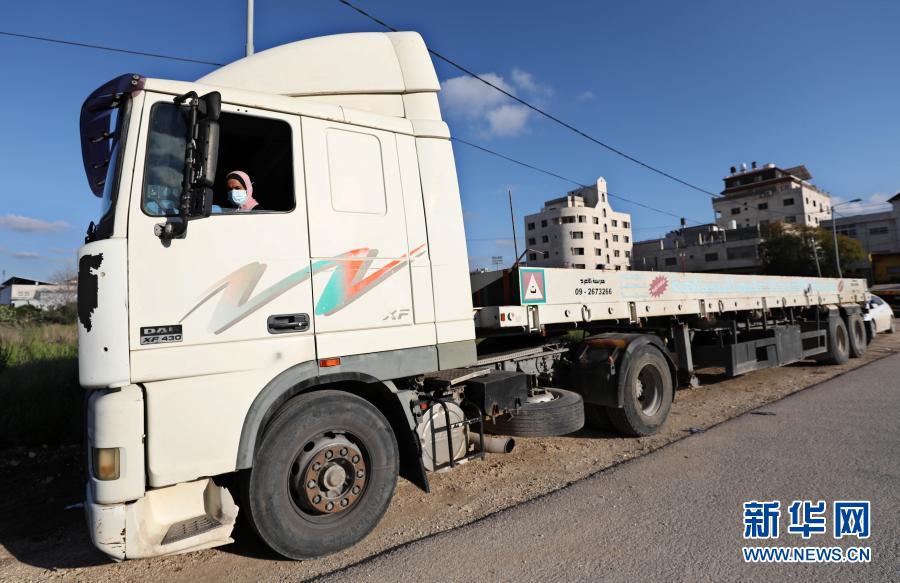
[494,238,516,247]
[12,251,43,260]
[576,90,596,102]
[486,104,531,138]
[0,214,70,233]
[440,68,551,138]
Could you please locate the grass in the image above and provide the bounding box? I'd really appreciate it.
[0,324,81,446]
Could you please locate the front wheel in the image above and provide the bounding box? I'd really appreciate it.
[242,390,398,560]
[607,347,674,437]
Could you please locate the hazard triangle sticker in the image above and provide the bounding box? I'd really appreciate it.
[520,269,547,304]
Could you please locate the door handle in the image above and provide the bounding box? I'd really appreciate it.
[267,313,310,334]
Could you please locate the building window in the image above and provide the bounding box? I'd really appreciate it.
[603,209,607,218]
[541,219,548,227]
[528,237,536,245]
[731,208,741,215]
[593,232,601,240]
[562,216,576,224]
[613,234,619,242]
[573,263,586,269]
[783,198,795,206]
[571,231,583,239]
[542,235,549,243]
[624,235,630,243]
[611,219,618,227]
[614,250,620,257]
[578,215,587,223]
[623,221,630,228]
[625,250,631,258]
[705,252,719,262]
[870,226,889,236]
[605,239,609,248]
[528,253,537,261]
[726,245,757,260]
[604,224,608,233]
[596,264,605,269]
[572,247,585,256]
[592,217,599,224]
[595,248,602,255]
[543,251,549,259]
[664,257,677,266]
[527,222,535,230]
[607,254,610,263]
[757,202,768,210]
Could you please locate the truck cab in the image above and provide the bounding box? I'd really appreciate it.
[79,32,479,559]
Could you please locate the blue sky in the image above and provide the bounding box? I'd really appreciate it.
[2,0,899,279]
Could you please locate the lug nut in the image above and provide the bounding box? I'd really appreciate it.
[325,451,334,459]
[307,480,316,489]
[326,501,334,511]
[352,455,360,463]
[340,448,348,456]
[313,495,321,503]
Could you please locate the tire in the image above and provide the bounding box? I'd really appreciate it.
[825,317,850,365]
[847,313,867,358]
[584,402,616,431]
[486,388,584,437]
[888,317,895,334]
[607,347,673,437]
[242,390,398,560]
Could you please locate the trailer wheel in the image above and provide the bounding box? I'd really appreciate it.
[824,317,850,365]
[242,390,398,560]
[847,313,867,358]
[486,388,584,437]
[607,347,673,437]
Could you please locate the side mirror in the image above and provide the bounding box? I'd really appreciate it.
[159,91,222,238]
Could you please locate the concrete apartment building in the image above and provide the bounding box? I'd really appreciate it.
[714,162,832,228]
[632,223,762,274]
[821,193,900,273]
[633,163,833,274]
[523,178,633,270]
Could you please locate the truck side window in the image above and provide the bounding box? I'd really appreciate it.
[326,129,386,215]
[141,105,295,216]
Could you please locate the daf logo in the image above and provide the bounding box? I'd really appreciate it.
[382,308,411,321]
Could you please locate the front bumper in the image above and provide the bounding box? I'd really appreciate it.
[85,478,238,560]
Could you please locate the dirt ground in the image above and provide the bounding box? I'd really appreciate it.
[2,333,898,582]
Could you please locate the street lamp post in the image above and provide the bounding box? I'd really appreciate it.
[830,198,862,278]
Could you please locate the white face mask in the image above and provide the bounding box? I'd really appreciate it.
[229,189,248,205]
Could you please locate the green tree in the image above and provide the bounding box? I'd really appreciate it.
[759,221,864,277]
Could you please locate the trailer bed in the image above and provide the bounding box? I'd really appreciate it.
[474,267,868,331]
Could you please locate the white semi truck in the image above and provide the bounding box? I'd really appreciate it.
[77,32,871,560]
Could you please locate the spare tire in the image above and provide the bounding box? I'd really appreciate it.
[485,388,584,437]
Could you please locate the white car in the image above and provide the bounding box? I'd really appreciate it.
[865,294,895,336]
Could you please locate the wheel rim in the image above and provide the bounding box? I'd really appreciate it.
[289,433,367,516]
[635,365,663,416]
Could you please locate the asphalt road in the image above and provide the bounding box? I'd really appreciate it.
[321,353,900,583]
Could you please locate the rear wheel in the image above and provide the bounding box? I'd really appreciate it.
[243,390,398,560]
[847,313,867,358]
[607,347,673,437]
[825,317,850,365]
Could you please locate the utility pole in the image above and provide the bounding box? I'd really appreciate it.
[810,236,821,277]
[508,190,519,265]
[829,199,860,278]
[246,0,255,57]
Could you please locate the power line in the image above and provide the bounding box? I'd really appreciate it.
[336,0,720,199]
[0,30,223,66]
[451,137,706,224]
